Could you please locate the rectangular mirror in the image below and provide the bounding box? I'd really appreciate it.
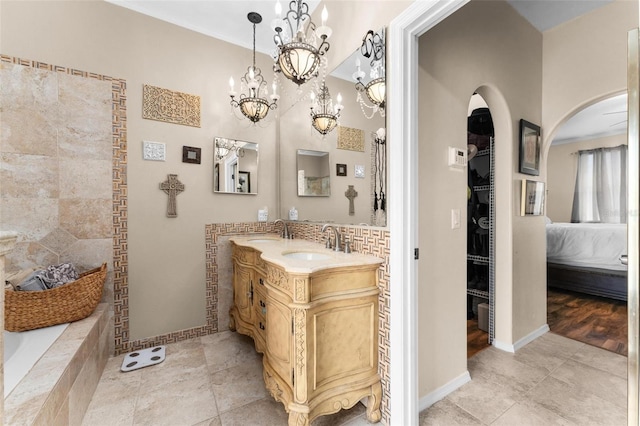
[214,137,258,194]
[297,149,330,196]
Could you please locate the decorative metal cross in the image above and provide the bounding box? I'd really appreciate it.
[345,185,358,216]
[159,174,184,218]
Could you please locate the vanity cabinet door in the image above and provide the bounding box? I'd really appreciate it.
[233,263,253,323]
[265,296,292,387]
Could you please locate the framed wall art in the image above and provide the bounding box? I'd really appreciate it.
[519,119,541,175]
[520,179,545,216]
[182,146,201,164]
[336,163,347,176]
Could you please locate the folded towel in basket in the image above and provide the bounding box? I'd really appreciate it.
[15,263,79,291]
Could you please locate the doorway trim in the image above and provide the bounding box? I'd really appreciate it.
[388,0,469,424]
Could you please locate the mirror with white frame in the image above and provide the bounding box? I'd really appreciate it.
[297,149,331,196]
[214,137,258,194]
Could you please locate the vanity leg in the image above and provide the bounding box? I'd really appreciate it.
[228,313,236,331]
[288,411,309,426]
[366,381,382,423]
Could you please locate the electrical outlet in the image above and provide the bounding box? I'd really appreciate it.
[257,210,268,222]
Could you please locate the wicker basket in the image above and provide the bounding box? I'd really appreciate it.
[4,263,107,332]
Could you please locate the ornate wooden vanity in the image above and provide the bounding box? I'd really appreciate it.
[229,237,383,425]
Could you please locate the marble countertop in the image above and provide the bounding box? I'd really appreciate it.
[229,235,384,274]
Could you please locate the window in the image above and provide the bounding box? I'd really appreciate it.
[571,145,627,223]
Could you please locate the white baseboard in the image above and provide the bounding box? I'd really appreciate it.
[493,324,550,353]
[418,371,471,411]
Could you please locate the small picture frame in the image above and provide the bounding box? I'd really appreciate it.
[182,145,201,164]
[336,163,347,176]
[237,171,250,193]
[354,164,365,179]
[519,119,541,176]
[520,179,545,216]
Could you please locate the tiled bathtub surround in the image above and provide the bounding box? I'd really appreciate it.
[4,304,112,425]
[0,56,128,338]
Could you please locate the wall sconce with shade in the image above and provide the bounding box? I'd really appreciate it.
[310,80,343,135]
[272,0,331,87]
[229,12,279,123]
[353,28,385,119]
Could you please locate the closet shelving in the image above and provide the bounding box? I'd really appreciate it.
[467,139,495,343]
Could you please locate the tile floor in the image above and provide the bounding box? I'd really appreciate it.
[83,331,627,426]
[82,331,370,426]
[420,332,627,425]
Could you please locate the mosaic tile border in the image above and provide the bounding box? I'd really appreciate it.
[0,54,130,355]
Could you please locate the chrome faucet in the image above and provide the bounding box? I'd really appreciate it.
[274,219,290,239]
[321,224,342,252]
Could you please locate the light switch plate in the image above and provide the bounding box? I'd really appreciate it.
[355,165,365,178]
[258,209,268,222]
[451,209,461,229]
[448,147,466,168]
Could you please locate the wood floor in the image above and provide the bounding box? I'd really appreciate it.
[467,318,490,358]
[547,288,628,356]
[467,288,627,358]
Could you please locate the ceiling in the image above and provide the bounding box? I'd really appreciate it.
[106,0,625,142]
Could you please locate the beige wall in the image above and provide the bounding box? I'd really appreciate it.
[279,75,385,225]
[1,0,278,339]
[418,0,543,397]
[541,0,637,148]
[0,0,409,341]
[547,133,627,223]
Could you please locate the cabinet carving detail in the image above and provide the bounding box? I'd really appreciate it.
[295,308,306,373]
[264,368,284,402]
[267,265,290,292]
[256,257,268,272]
[236,247,250,263]
[294,278,307,302]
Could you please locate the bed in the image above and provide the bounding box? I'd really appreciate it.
[546,222,627,301]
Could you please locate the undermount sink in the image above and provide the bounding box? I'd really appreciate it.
[248,238,279,243]
[282,251,332,261]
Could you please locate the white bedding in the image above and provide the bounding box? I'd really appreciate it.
[546,223,627,271]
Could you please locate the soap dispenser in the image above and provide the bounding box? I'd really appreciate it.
[289,207,298,221]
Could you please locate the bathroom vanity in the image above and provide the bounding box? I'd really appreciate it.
[229,236,383,425]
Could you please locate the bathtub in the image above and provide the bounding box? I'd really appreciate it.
[4,323,69,398]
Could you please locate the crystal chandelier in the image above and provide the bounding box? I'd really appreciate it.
[310,81,343,135]
[215,137,245,161]
[229,12,279,123]
[272,0,332,86]
[353,28,385,119]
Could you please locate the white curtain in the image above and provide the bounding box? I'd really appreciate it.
[571,145,627,223]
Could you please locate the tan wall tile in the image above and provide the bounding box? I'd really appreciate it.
[58,158,111,200]
[61,238,112,272]
[1,108,58,155]
[0,62,58,111]
[60,199,112,239]
[1,198,58,242]
[5,241,58,273]
[39,227,78,255]
[1,153,59,198]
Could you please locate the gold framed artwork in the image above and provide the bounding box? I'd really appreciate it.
[337,126,365,152]
[520,179,545,216]
[142,84,201,127]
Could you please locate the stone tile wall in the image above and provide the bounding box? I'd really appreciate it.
[0,56,128,322]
